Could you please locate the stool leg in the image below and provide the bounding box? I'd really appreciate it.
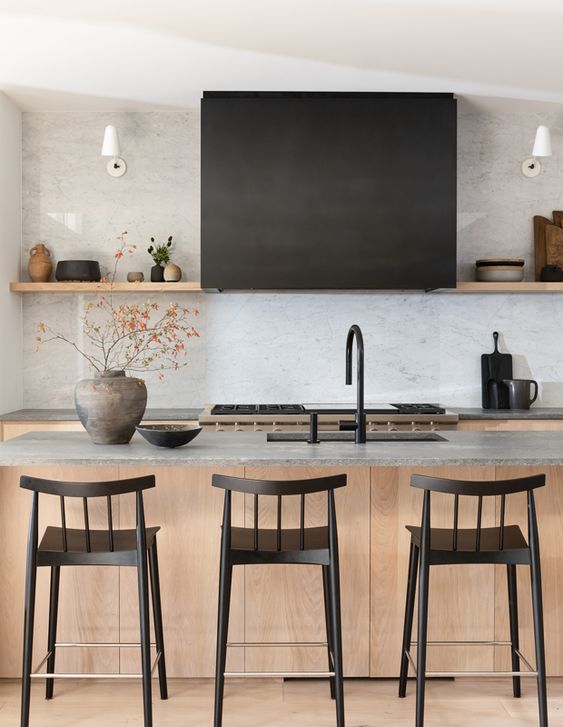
[45,566,61,700]
[21,496,38,727]
[530,546,548,726]
[214,553,233,727]
[416,546,430,727]
[328,551,345,727]
[507,564,521,698]
[148,541,168,700]
[399,541,419,698]
[322,565,336,699]
[137,548,153,727]
[21,560,37,727]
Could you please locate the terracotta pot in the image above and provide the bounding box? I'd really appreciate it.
[75,370,147,444]
[28,243,53,282]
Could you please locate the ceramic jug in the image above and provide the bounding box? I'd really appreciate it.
[28,243,53,282]
[502,379,539,409]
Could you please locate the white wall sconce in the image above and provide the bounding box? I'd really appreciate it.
[522,125,552,178]
[101,125,127,177]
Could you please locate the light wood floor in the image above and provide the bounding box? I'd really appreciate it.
[2,677,562,726]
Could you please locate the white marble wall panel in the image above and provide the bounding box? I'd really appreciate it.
[20,109,563,408]
[438,293,563,406]
[24,292,205,409]
[457,110,563,280]
[22,112,200,282]
[204,292,440,405]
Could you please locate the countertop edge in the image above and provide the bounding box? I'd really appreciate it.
[0,408,203,422]
[4,407,563,422]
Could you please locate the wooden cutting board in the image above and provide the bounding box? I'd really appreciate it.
[553,210,563,228]
[481,331,513,409]
[545,223,563,268]
[534,215,552,279]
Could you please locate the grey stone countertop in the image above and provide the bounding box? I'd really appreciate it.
[1,430,563,468]
[451,407,563,420]
[0,408,203,422]
[3,407,563,422]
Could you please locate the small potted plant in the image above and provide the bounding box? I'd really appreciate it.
[148,236,173,282]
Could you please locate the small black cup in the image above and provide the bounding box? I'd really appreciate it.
[540,265,563,282]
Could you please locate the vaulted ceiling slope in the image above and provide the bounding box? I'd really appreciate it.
[0,0,562,110]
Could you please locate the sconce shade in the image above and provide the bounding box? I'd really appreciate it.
[101,125,121,157]
[532,125,552,157]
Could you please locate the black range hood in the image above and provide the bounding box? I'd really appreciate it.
[201,91,457,291]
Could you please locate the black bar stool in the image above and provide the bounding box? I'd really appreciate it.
[398,473,548,727]
[20,474,168,727]
[212,473,347,727]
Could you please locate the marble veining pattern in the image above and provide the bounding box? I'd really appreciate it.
[21,109,563,408]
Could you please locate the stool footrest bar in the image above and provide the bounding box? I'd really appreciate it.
[411,640,512,647]
[405,649,537,678]
[224,671,335,678]
[227,641,328,648]
[31,652,162,680]
[54,642,156,648]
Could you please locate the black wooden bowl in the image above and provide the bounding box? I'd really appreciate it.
[55,260,101,282]
[136,424,202,448]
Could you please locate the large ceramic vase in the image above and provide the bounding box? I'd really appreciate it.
[75,370,147,444]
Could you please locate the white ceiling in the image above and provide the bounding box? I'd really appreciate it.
[1,0,563,111]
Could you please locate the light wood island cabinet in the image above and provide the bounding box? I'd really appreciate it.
[458,419,563,432]
[0,461,561,679]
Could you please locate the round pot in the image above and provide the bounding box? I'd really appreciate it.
[164,263,182,282]
[75,370,147,444]
[150,264,165,282]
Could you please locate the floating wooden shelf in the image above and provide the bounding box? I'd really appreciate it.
[437,282,563,293]
[10,281,203,293]
[11,281,563,294]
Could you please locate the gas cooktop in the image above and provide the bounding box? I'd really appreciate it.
[211,404,306,416]
[210,403,446,416]
[305,403,446,415]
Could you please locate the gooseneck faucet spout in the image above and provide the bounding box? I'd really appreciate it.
[345,324,366,444]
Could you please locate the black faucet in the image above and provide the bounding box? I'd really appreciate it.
[342,324,366,444]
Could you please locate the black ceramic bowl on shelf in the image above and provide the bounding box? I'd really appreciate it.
[55,260,101,282]
[136,424,202,448]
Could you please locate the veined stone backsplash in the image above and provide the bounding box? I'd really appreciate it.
[20,108,563,409]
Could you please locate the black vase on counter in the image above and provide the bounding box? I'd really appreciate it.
[151,264,165,282]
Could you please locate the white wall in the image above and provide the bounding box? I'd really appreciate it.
[19,108,563,409]
[0,92,22,413]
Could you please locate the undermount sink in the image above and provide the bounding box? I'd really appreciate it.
[267,431,447,443]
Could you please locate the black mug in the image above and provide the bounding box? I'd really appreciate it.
[502,379,539,409]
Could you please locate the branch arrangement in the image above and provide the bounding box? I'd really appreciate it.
[36,232,199,377]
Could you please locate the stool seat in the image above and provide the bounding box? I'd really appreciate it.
[37,526,160,566]
[231,525,328,550]
[406,524,528,551]
[230,526,330,565]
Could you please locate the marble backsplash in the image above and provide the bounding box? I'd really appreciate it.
[20,108,563,409]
